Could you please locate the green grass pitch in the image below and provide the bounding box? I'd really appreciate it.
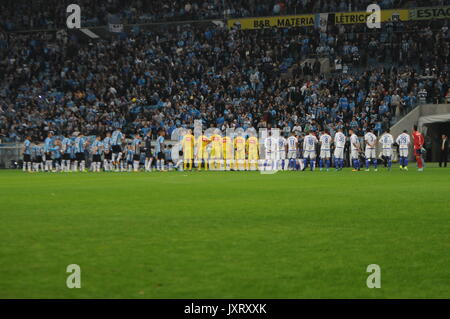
[1,165,449,299]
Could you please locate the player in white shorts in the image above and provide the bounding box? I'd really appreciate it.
[364,129,378,171]
[379,129,394,171]
[264,131,278,170]
[349,129,361,171]
[333,128,346,170]
[286,132,298,170]
[319,130,332,171]
[396,129,411,170]
[277,135,287,170]
[302,131,318,171]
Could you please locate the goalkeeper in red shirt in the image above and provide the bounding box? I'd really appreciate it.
[412,125,425,171]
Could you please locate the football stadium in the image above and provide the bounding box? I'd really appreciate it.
[0,0,449,302]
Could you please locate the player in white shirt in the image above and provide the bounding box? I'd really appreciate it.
[333,128,346,171]
[379,129,394,171]
[263,131,278,170]
[319,130,332,171]
[303,131,318,171]
[396,130,411,170]
[364,129,378,171]
[277,135,287,170]
[349,129,361,171]
[286,132,298,170]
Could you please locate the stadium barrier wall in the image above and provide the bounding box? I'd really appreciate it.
[0,144,21,169]
[390,104,450,161]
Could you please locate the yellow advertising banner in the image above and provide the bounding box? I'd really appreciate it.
[227,8,410,30]
[227,14,314,30]
[409,6,450,20]
[334,9,409,24]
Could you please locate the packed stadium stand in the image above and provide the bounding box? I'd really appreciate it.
[0,0,448,145]
[0,0,425,31]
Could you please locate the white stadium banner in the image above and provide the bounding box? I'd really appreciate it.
[109,23,123,33]
[315,12,329,32]
[418,113,450,129]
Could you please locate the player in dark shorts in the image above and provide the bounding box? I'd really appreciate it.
[111,128,124,171]
[33,141,44,172]
[155,130,166,171]
[104,148,112,170]
[91,136,103,172]
[22,136,32,171]
[102,132,112,171]
[132,134,142,172]
[144,131,153,171]
[44,131,54,171]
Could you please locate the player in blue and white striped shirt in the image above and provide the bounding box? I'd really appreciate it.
[61,136,73,172]
[50,139,62,172]
[125,144,134,172]
[22,136,32,172]
[91,136,104,172]
[111,128,124,171]
[69,137,77,171]
[132,135,142,172]
[44,132,54,171]
[32,142,44,172]
[74,133,87,172]
[103,132,112,171]
[155,130,166,171]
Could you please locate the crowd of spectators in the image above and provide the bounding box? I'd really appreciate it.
[2,0,445,31]
[0,7,448,143]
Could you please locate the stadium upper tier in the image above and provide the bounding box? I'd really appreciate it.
[0,5,448,143]
[0,0,439,31]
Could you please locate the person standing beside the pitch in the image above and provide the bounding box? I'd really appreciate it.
[111,128,123,172]
[379,129,394,171]
[74,133,87,172]
[61,135,72,172]
[246,133,259,171]
[333,128,346,171]
[349,129,361,172]
[277,134,287,170]
[43,131,54,172]
[195,132,210,171]
[91,136,104,172]
[234,133,246,171]
[302,131,318,171]
[32,141,44,172]
[155,130,166,171]
[22,136,32,172]
[286,132,298,170]
[103,132,113,172]
[181,129,194,171]
[319,130,332,171]
[263,130,274,171]
[396,130,410,170]
[143,131,153,172]
[439,134,448,168]
[364,128,378,171]
[412,125,425,171]
[132,134,142,172]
